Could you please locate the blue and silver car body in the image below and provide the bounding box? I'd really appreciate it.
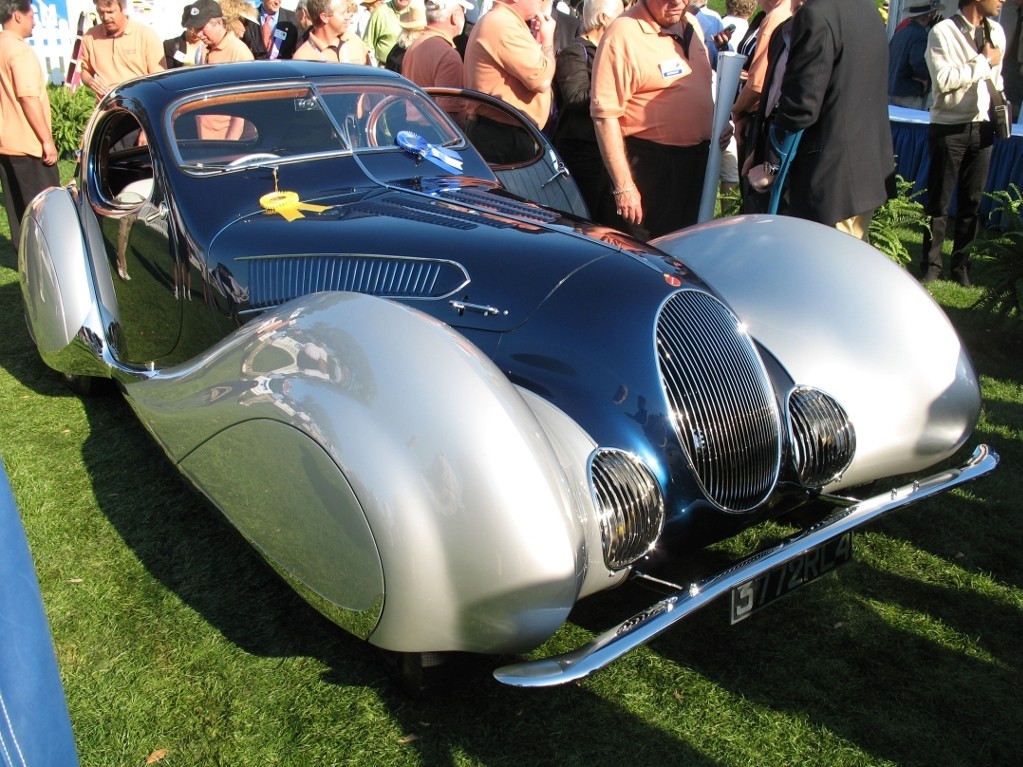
[19,62,996,687]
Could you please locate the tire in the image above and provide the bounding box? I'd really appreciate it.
[25,313,111,396]
[388,651,457,697]
[62,372,112,397]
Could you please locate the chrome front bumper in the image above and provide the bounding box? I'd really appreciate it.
[494,444,999,687]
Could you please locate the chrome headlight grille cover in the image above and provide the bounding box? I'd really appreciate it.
[787,385,856,489]
[590,450,665,570]
[656,290,782,512]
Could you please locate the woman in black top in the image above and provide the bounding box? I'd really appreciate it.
[552,0,625,228]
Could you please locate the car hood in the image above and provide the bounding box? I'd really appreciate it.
[204,183,676,333]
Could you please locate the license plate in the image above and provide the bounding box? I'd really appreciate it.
[730,531,853,624]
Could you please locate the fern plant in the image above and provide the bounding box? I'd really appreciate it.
[715,185,743,218]
[47,84,96,159]
[869,175,929,268]
[962,184,1023,321]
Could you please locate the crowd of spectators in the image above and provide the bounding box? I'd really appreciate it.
[3,0,1020,283]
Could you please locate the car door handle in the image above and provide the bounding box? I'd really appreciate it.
[449,300,507,317]
[542,163,569,189]
[144,202,168,224]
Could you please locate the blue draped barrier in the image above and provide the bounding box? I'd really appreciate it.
[890,105,1023,216]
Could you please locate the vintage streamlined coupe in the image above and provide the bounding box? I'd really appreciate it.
[19,62,997,688]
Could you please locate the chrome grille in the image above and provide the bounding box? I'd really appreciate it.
[590,450,664,570]
[787,386,856,488]
[243,255,469,309]
[656,290,781,512]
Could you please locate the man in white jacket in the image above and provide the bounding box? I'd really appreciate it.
[922,0,1006,286]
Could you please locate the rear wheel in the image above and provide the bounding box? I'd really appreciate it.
[62,372,112,397]
[25,312,112,396]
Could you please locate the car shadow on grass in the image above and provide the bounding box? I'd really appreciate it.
[74,393,726,767]
[563,517,1021,767]
[3,220,723,766]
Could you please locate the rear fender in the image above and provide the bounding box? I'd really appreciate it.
[654,215,981,489]
[18,187,120,380]
[126,293,588,653]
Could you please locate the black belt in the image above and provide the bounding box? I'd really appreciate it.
[625,136,711,155]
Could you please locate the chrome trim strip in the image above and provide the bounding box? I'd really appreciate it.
[493,444,999,687]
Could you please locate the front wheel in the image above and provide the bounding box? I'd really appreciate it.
[384,651,462,697]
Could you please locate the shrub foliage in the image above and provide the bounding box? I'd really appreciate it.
[47,84,96,159]
[963,183,1023,321]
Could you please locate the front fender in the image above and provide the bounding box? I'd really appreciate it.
[655,215,981,488]
[125,293,587,653]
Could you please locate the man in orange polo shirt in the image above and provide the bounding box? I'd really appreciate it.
[463,0,556,162]
[293,0,371,64]
[79,0,163,97]
[403,0,471,121]
[0,0,58,252]
[185,1,254,140]
[187,0,256,64]
[592,0,726,238]
[404,0,470,88]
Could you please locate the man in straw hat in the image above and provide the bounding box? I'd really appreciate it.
[385,0,427,71]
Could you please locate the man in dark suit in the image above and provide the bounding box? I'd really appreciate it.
[748,0,895,239]
[242,0,301,59]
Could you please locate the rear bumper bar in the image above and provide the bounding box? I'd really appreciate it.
[494,444,999,687]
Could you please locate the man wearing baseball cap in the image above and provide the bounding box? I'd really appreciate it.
[185,0,255,64]
[185,0,254,140]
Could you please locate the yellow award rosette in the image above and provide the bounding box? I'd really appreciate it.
[259,190,329,222]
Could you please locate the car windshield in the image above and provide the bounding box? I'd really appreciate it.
[170,82,462,173]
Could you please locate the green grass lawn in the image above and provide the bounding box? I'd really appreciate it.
[1,184,1021,766]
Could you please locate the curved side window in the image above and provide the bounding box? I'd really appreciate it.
[88,110,154,212]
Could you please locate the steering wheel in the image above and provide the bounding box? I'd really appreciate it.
[226,153,281,168]
[365,95,403,148]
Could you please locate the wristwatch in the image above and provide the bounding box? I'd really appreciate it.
[763,161,781,176]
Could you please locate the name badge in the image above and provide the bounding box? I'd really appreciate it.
[173,50,187,63]
[274,28,287,41]
[659,59,684,79]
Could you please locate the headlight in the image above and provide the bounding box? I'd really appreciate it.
[590,449,665,570]
[787,385,856,488]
